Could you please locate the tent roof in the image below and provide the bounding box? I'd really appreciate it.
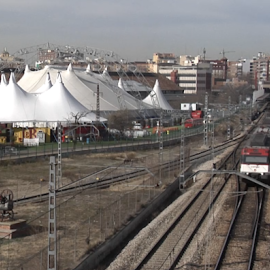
[33,72,106,122]
[143,79,173,110]
[1,73,7,87]
[18,64,156,112]
[0,73,37,122]
[32,72,53,94]
[0,72,105,123]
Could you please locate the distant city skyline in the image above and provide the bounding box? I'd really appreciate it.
[0,0,269,62]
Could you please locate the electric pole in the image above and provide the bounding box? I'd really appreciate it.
[204,92,209,146]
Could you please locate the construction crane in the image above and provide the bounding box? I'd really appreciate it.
[220,49,235,58]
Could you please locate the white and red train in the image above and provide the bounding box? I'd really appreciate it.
[240,124,270,184]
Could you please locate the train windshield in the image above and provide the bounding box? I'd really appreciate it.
[243,156,268,164]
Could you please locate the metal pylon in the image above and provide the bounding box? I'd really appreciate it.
[204,92,209,146]
[227,96,231,140]
[159,110,163,185]
[48,156,57,270]
[180,116,185,182]
[239,95,242,110]
[57,122,62,188]
[96,84,100,122]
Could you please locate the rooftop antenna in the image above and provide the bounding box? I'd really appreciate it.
[203,48,206,60]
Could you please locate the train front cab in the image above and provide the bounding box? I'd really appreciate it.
[240,147,270,186]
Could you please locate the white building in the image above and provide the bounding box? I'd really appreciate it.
[158,62,212,94]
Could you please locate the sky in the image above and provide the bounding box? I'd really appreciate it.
[0,0,270,62]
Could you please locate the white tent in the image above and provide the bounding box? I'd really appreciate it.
[143,79,173,110]
[118,78,125,91]
[32,72,53,94]
[0,73,7,88]
[0,73,37,122]
[18,64,156,114]
[33,72,106,122]
[0,72,105,124]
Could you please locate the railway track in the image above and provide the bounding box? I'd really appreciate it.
[132,148,239,270]
[107,109,270,270]
[213,183,264,270]
[13,137,244,206]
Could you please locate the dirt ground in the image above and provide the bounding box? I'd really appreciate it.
[0,146,182,270]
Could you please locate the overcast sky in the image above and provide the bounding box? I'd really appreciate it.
[0,0,269,62]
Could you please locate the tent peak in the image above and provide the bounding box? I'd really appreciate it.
[86,64,91,73]
[67,63,73,72]
[56,72,63,84]
[45,72,52,85]
[1,73,7,86]
[24,65,31,73]
[154,79,160,87]
[9,72,16,84]
[118,78,125,91]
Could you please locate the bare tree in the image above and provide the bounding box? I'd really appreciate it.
[107,110,136,137]
[68,111,89,150]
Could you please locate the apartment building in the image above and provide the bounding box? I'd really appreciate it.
[158,61,212,94]
[152,53,177,64]
[227,60,244,79]
[249,52,270,89]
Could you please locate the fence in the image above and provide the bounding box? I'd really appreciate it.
[0,125,204,161]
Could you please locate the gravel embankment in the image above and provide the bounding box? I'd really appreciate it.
[106,145,235,270]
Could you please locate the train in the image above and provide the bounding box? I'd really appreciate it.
[190,110,204,119]
[240,122,270,185]
[184,110,204,128]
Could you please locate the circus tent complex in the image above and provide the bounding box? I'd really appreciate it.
[0,63,177,144]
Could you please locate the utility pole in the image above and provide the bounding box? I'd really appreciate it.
[239,95,242,111]
[48,156,57,270]
[159,110,163,186]
[179,114,185,188]
[204,92,209,146]
[57,122,62,189]
[96,84,100,122]
[227,96,231,140]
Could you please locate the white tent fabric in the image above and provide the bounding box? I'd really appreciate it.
[1,73,7,88]
[33,73,106,122]
[118,78,125,91]
[0,72,105,123]
[18,64,156,112]
[0,73,37,122]
[32,72,53,94]
[143,79,173,110]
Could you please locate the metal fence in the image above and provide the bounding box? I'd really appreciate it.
[0,125,204,161]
